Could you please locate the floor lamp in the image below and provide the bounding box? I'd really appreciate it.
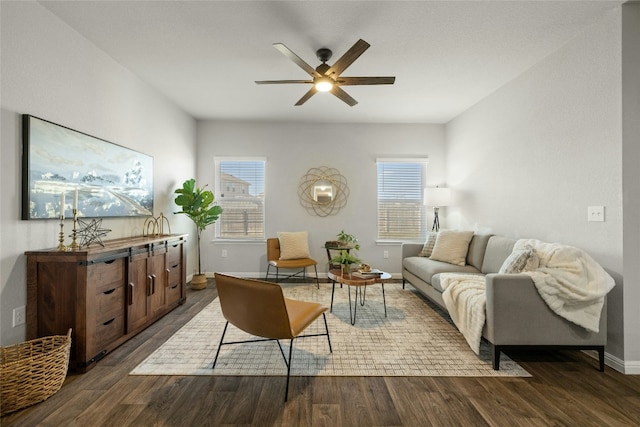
[424,187,451,232]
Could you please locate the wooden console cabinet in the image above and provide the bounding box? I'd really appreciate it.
[25,234,187,372]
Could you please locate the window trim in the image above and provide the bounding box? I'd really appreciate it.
[213,156,266,241]
[376,157,429,242]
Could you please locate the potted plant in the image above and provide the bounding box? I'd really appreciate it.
[174,178,223,289]
[331,250,361,278]
[336,230,360,250]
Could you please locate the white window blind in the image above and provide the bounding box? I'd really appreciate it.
[377,158,428,240]
[214,157,265,239]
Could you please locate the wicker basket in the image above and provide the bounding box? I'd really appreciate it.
[1,329,71,416]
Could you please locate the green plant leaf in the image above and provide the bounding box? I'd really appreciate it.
[173,178,223,274]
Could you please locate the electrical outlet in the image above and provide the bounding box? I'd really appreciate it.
[13,306,26,327]
[221,249,228,258]
[383,250,389,259]
[588,206,605,222]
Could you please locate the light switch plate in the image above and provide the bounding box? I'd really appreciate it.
[588,206,605,222]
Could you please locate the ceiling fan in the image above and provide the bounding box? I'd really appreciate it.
[255,39,395,107]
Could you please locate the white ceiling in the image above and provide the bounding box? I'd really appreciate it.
[40,1,621,124]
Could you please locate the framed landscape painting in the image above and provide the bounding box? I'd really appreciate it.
[22,115,154,220]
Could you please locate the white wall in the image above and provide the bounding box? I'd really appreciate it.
[621,2,640,372]
[0,2,196,346]
[445,8,634,369]
[196,121,445,278]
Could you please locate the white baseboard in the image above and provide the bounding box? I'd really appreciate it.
[610,354,640,374]
[581,350,640,374]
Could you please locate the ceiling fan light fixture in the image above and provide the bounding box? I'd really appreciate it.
[315,77,334,92]
[256,39,395,106]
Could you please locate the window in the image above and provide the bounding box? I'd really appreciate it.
[377,158,428,240]
[214,157,265,239]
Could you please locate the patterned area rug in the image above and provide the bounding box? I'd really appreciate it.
[131,283,530,377]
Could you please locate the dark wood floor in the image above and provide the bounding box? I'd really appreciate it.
[3,281,639,427]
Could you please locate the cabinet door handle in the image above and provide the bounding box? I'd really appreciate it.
[128,283,134,305]
[151,274,157,294]
[147,275,153,296]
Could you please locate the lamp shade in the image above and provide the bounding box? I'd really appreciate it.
[424,187,451,207]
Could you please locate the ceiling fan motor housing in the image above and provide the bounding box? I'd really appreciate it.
[316,48,332,63]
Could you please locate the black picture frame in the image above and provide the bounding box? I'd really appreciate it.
[22,115,154,220]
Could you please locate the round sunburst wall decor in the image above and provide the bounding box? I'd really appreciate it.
[298,166,349,217]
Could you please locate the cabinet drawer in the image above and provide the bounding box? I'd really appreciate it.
[96,285,124,324]
[89,258,125,293]
[166,282,181,306]
[95,315,124,349]
[167,245,182,265]
[168,262,181,286]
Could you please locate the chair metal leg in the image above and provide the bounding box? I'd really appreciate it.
[213,311,328,402]
[285,339,294,402]
[323,312,332,353]
[212,321,229,369]
[267,265,319,285]
[276,339,287,362]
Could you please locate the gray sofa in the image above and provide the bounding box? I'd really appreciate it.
[402,234,607,370]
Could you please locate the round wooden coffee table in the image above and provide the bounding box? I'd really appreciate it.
[327,269,391,325]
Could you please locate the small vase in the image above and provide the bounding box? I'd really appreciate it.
[342,264,351,278]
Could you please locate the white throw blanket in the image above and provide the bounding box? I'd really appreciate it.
[514,239,614,333]
[440,274,487,355]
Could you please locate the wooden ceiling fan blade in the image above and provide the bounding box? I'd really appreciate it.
[255,80,313,85]
[326,39,370,78]
[337,76,396,86]
[295,87,318,106]
[331,87,358,107]
[273,43,321,78]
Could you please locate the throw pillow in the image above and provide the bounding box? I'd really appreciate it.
[278,231,311,260]
[419,231,438,257]
[498,247,539,274]
[429,230,474,266]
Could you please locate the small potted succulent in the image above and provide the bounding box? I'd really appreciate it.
[174,178,223,289]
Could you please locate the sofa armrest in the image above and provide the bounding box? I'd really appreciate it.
[484,273,606,346]
[401,243,423,259]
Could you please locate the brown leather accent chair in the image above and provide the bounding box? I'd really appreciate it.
[266,237,320,288]
[212,273,332,401]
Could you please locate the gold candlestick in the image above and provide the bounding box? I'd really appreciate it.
[70,209,79,249]
[57,215,67,251]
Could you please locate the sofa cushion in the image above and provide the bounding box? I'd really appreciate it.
[403,256,481,287]
[418,231,438,257]
[277,231,310,260]
[466,234,493,270]
[498,247,539,274]
[481,236,517,274]
[429,230,474,266]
